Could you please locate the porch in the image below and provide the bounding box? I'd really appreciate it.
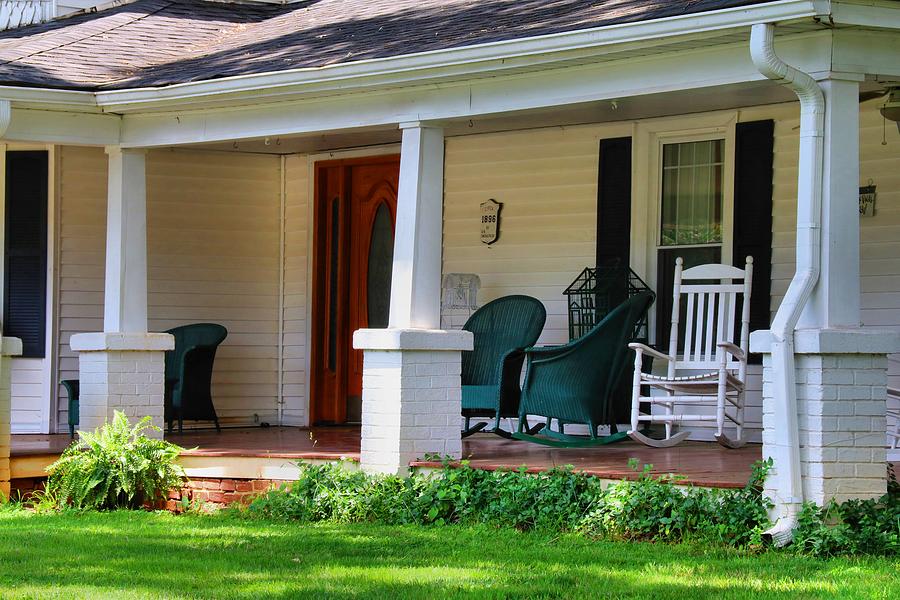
[0,7,899,523]
[10,428,767,489]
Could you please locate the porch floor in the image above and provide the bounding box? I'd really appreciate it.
[9,426,777,488]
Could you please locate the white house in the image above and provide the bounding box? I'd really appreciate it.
[0,0,899,538]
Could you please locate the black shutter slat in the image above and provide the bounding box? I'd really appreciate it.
[733,120,775,364]
[596,137,632,269]
[4,151,48,358]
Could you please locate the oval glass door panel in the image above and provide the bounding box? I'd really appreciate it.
[367,203,394,328]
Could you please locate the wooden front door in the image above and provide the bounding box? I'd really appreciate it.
[311,156,399,424]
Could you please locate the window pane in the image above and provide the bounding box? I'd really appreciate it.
[660,139,724,246]
[366,203,394,329]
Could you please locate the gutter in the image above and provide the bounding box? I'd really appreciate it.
[749,22,825,546]
[0,99,9,136]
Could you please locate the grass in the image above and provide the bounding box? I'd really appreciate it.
[0,510,898,599]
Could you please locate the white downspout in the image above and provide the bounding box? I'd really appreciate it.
[277,154,286,427]
[749,23,825,546]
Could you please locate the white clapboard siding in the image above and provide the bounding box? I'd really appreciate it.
[55,146,283,430]
[281,154,309,426]
[10,358,44,433]
[443,127,604,346]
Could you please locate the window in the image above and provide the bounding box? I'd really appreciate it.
[656,138,726,347]
[660,139,724,247]
[4,151,49,358]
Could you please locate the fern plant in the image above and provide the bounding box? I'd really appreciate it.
[47,411,185,510]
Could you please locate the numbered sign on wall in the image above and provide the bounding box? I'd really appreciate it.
[480,199,502,245]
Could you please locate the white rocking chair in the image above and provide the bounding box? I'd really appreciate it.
[888,388,900,451]
[628,256,753,449]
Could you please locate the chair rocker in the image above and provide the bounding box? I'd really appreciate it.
[461,295,547,438]
[628,257,753,449]
[512,292,655,447]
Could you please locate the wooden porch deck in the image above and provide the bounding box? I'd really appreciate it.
[11,426,768,488]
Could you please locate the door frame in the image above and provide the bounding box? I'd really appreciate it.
[306,148,400,425]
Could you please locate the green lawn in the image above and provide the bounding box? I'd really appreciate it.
[0,510,897,599]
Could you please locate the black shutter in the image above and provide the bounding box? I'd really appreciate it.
[4,151,48,358]
[596,137,632,268]
[733,120,774,363]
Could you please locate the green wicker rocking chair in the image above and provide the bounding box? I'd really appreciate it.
[165,323,228,434]
[461,295,547,438]
[513,291,655,447]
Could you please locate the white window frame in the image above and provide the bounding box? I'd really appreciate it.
[632,113,737,345]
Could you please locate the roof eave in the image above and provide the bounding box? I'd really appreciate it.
[0,0,848,115]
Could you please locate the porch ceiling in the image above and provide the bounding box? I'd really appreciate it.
[185,80,801,155]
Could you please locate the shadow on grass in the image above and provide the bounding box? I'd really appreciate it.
[0,511,897,599]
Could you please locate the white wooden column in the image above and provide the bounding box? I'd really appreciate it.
[70,147,172,437]
[800,76,862,329]
[355,121,472,475]
[103,147,149,333]
[388,122,445,330]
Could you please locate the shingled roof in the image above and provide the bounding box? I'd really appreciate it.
[0,0,772,91]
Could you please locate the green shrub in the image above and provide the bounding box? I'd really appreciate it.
[243,458,900,557]
[576,459,772,546]
[246,459,770,545]
[247,463,418,524]
[792,465,900,557]
[47,411,185,510]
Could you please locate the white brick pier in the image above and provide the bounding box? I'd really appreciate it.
[70,332,174,439]
[755,329,900,506]
[354,328,473,475]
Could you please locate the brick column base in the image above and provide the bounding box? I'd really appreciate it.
[70,333,175,439]
[754,329,900,507]
[354,328,473,475]
[0,338,23,499]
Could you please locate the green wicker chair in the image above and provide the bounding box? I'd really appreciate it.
[461,295,547,437]
[62,379,80,438]
[165,323,228,434]
[513,291,655,447]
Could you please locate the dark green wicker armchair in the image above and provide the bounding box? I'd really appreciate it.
[461,295,547,437]
[62,379,80,438]
[165,323,228,434]
[513,291,654,447]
